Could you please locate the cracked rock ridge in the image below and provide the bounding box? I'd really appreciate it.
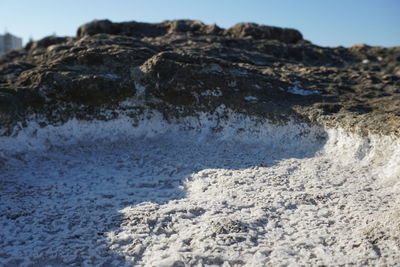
[0,19,399,136]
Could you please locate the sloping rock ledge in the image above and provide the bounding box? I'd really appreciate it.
[0,19,399,136]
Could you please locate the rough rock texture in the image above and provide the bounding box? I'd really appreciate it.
[0,19,399,136]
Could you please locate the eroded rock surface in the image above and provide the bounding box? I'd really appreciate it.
[0,19,399,135]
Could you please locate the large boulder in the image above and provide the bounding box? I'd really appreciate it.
[225,22,303,43]
[77,19,117,37]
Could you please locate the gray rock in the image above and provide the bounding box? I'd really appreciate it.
[0,19,399,136]
[225,22,303,43]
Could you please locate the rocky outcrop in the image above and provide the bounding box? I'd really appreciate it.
[76,19,224,39]
[0,19,399,136]
[225,22,302,43]
[76,20,302,43]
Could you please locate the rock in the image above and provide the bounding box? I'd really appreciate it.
[225,22,303,43]
[77,19,117,37]
[166,20,205,34]
[25,36,71,50]
[77,19,220,39]
[0,19,399,136]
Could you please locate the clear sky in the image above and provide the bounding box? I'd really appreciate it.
[1,0,399,47]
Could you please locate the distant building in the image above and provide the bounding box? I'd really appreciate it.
[0,33,23,55]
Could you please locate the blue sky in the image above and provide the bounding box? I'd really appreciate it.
[1,0,399,47]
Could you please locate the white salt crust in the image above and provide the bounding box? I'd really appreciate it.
[1,108,399,266]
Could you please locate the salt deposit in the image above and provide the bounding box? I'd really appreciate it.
[0,109,399,266]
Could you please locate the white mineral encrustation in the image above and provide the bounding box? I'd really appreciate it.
[1,108,399,266]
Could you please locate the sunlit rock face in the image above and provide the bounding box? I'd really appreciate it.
[0,19,399,136]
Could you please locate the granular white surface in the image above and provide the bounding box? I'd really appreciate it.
[1,112,399,266]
